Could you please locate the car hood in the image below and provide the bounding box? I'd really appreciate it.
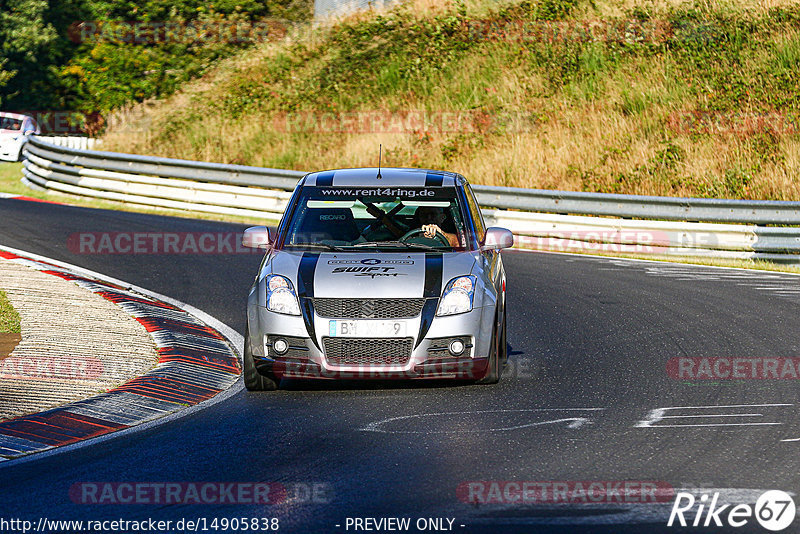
[265,250,479,299]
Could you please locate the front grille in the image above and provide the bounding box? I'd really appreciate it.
[323,337,413,366]
[313,298,425,319]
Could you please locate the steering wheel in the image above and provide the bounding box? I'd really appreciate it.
[399,227,450,247]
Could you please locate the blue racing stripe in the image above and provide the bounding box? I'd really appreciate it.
[425,171,444,187]
[315,171,335,187]
[297,252,321,349]
[416,253,443,347]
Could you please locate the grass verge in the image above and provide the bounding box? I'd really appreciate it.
[0,289,21,334]
[100,0,800,200]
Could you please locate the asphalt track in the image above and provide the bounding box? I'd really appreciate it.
[1,197,800,533]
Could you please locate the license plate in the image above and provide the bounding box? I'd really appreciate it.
[329,320,407,338]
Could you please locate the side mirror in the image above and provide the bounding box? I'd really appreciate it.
[482,227,514,251]
[242,226,271,249]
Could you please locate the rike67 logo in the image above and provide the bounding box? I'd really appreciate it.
[668,490,796,531]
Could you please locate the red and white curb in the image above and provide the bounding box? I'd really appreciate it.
[0,192,63,204]
[0,246,242,461]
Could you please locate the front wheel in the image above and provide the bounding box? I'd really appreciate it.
[499,308,508,367]
[243,325,279,391]
[476,311,502,385]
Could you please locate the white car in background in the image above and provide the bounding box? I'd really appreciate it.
[0,113,39,162]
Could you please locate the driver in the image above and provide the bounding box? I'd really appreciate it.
[416,206,460,247]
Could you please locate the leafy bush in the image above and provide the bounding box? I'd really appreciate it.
[0,0,312,116]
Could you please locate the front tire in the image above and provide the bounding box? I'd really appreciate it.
[243,325,279,391]
[499,308,508,366]
[476,310,502,385]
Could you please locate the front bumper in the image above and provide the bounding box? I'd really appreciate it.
[0,139,22,162]
[247,303,494,380]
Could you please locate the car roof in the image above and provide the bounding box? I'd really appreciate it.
[302,167,465,188]
[0,112,32,121]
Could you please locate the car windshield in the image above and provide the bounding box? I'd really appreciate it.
[0,117,23,131]
[280,186,471,251]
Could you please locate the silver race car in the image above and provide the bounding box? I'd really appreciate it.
[241,167,513,390]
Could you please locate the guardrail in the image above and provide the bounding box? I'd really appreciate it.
[35,136,101,151]
[20,135,800,264]
[475,186,800,226]
[22,136,299,219]
[315,0,399,18]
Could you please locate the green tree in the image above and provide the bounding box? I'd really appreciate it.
[0,0,61,109]
[0,0,311,120]
[0,58,16,107]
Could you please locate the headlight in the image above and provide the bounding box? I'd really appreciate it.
[436,275,476,316]
[266,275,301,315]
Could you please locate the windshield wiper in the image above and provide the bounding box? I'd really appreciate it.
[352,240,439,251]
[288,243,345,251]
